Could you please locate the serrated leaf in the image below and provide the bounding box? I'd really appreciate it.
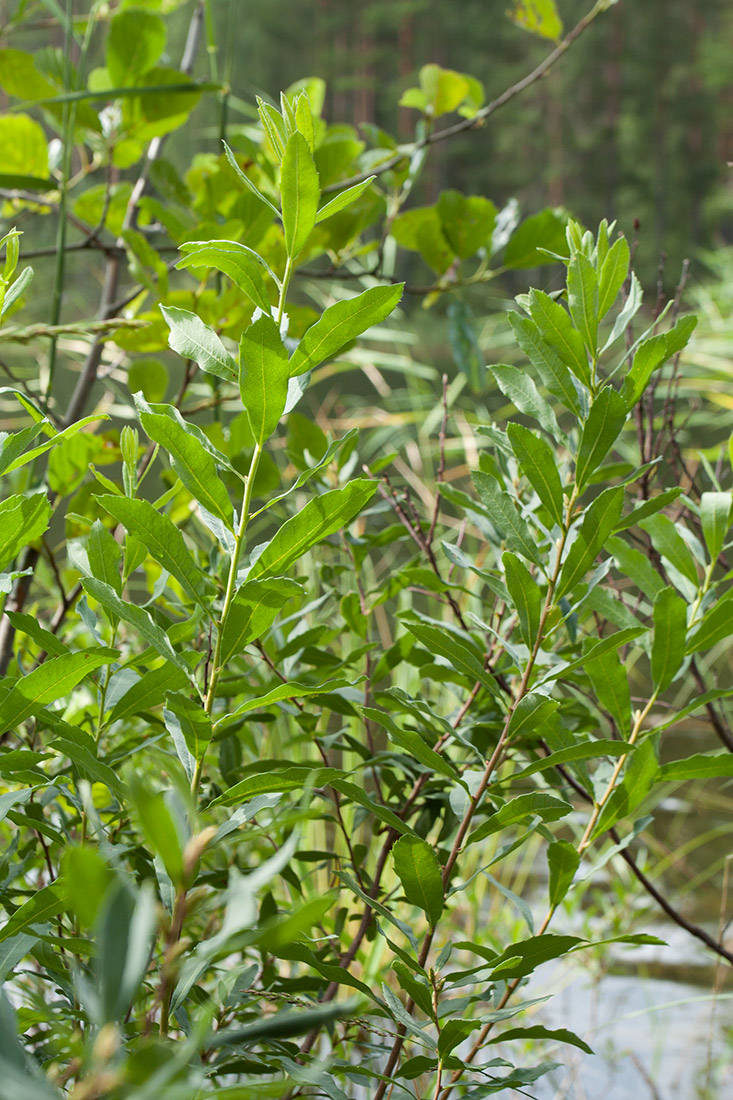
[491,364,560,437]
[472,471,543,565]
[508,313,581,414]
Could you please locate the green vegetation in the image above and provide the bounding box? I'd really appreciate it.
[0,2,732,1098]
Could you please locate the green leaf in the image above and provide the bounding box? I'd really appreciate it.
[472,471,543,566]
[508,0,564,40]
[506,693,558,740]
[5,611,67,658]
[448,299,483,392]
[176,241,272,313]
[392,835,443,926]
[437,191,497,259]
[0,649,116,731]
[280,131,320,258]
[700,491,732,562]
[0,423,46,476]
[0,493,51,572]
[216,678,363,729]
[467,793,572,845]
[82,577,192,673]
[391,206,455,274]
[138,406,234,531]
[2,414,109,476]
[528,289,590,387]
[556,486,624,599]
[62,847,112,929]
[160,304,237,384]
[640,513,698,586]
[510,739,634,781]
[438,1018,482,1058]
[96,495,210,609]
[507,422,564,526]
[315,177,376,224]
[209,1000,357,1046]
[108,663,189,724]
[0,48,57,101]
[401,618,501,698]
[686,595,733,655]
[330,778,417,837]
[106,9,166,88]
[488,934,581,980]
[418,63,471,116]
[651,586,687,692]
[491,364,560,438]
[222,141,281,218]
[503,208,568,268]
[248,480,378,579]
[129,779,184,887]
[502,552,542,648]
[598,236,629,318]
[220,578,302,664]
[288,283,404,377]
[0,881,68,944]
[508,313,581,414]
[547,840,581,908]
[591,737,658,840]
[360,706,459,780]
[536,626,646,686]
[164,692,212,761]
[567,251,599,355]
[494,1025,592,1055]
[575,387,627,490]
[87,520,122,596]
[584,645,631,735]
[659,752,733,782]
[621,334,669,409]
[614,487,683,533]
[239,314,290,445]
[211,765,345,807]
[0,115,48,181]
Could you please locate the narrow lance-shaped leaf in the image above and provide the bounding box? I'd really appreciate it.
[620,334,669,410]
[176,241,272,313]
[248,480,377,579]
[700,491,732,563]
[598,235,630,318]
[315,177,376,224]
[86,519,122,596]
[507,422,564,526]
[82,577,193,674]
[567,252,598,356]
[528,288,590,386]
[556,485,624,599]
[288,283,404,377]
[164,692,212,761]
[686,595,733,656]
[392,835,443,926]
[138,406,234,531]
[96,495,211,609]
[280,131,320,258]
[472,471,543,566]
[508,312,582,414]
[584,645,631,736]
[503,552,542,648]
[490,364,560,438]
[651,586,687,692]
[220,578,301,664]
[160,304,237,384]
[239,314,290,445]
[0,649,117,731]
[467,793,572,846]
[575,387,627,490]
[0,493,51,572]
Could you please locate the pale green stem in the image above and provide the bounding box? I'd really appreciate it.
[192,441,263,796]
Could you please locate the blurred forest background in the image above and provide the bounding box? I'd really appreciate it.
[198,0,733,289]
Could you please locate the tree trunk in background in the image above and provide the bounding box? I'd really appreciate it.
[398,8,415,137]
[353,7,375,127]
[603,6,624,221]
